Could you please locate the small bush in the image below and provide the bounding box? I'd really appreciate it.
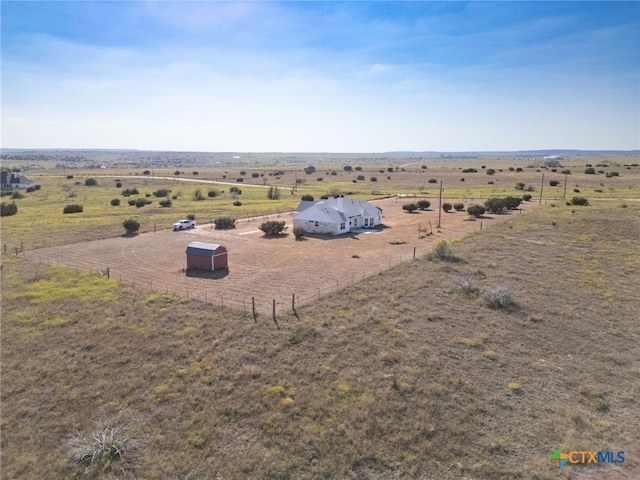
[159,198,172,207]
[442,202,452,212]
[484,197,506,214]
[1,202,18,216]
[549,180,560,187]
[122,188,139,196]
[229,186,242,195]
[66,174,74,179]
[522,194,532,201]
[267,186,281,200]
[207,190,219,198]
[127,199,136,206]
[417,200,430,210]
[432,239,452,260]
[26,186,36,193]
[110,198,120,206]
[135,198,147,208]
[115,182,122,188]
[11,191,24,199]
[402,203,418,213]
[293,227,306,240]
[84,178,98,186]
[186,214,196,221]
[214,217,236,230]
[193,189,205,201]
[301,194,314,201]
[259,220,287,235]
[236,178,244,182]
[153,189,169,197]
[233,200,242,206]
[63,204,83,214]
[570,196,589,206]
[453,203,464,211]
[467,205,486,217]
[123,218,140,234]
[370,177,378,182]
[450,274,478,295]
[584,167,596,174]
[515,182,526,191]
[481,285,515,310]
[561,169,571,175]
[356,175,365,181]
[504,196,522,210]
[428,178,438,184]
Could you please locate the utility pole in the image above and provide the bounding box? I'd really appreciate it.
[539,173,544,205]
[563,172,568,200]
[437,180,443,228]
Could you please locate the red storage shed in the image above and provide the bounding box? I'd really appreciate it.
[186,242,228,271]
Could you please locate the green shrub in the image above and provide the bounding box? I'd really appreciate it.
[11,191,24,199]
[370,177,378,182]
[515,182,525,191]
[417,200,430,210]
[584,167,596,174]
[233,201,242,206]
[442,202,452,212]
[453,202,464,211]
[229,186,242,195]
[467,205,486,217]
[193,189,205,201]
[293,227,306,240]
[127,199,136,206]
[26,186,36,193]
[432,239,452,259]
[259,220,287,235]
[484,197,506,214]
[570,196,589,206]
[428,178,438,184]
[207,190,219,198]
[522,194,532,201]
[561,169,571,174]
[504,196,522,210]
[301,194,314,201]
[153,189,169,197]
[214,217,236,230]
[267,185,281,200]
[159,198,172,207]
[186,213,196,220]
[1,202,18,217]
[402,203,418,213]
[122,188,139,196]
[84,178,98,186]
[123,218,140,235]
[63,204,83,214]
[549,180,560,187]
[135,198,147,208]
[110,198,120,206]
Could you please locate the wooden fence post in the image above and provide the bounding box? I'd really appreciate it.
[272,299,279,329]
[252,296,257,323]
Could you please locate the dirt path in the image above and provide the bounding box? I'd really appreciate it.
[24,197,539,315]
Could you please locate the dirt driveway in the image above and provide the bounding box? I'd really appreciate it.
[25,197,537,315]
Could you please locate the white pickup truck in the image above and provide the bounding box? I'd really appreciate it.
[173,219,196,231]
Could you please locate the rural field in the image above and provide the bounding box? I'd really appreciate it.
[1,151,639,479]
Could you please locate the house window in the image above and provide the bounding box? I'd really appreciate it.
[340,222,345,230]
[314,221,319,227]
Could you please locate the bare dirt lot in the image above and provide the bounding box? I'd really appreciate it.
[25,197,539,314]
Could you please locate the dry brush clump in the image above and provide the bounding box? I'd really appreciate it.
[68,416,143,476]
[480,285,515,310]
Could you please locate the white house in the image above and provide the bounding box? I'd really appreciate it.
[0,171,35,190]
[293,196,382,235]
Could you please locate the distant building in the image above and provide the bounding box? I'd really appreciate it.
[293,196,382,235]
[0,171,35,190]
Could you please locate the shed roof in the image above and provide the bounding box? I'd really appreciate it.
[186,242,226,256]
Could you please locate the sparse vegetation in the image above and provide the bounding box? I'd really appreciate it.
[110,198,120,206]
[571,196,589,206]
[213,216,236,229]
[402,203,418,213]
[481,285,515,310]
[293,226,306,240]
[432,239,452,259]
[259,220,287,235]
[63,204,83,214]
[1,202,18,216]
[122,218,140,235]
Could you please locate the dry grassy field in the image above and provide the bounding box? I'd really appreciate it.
[1,152,639,479]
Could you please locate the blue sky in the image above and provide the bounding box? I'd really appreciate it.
[2,1,639,152]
